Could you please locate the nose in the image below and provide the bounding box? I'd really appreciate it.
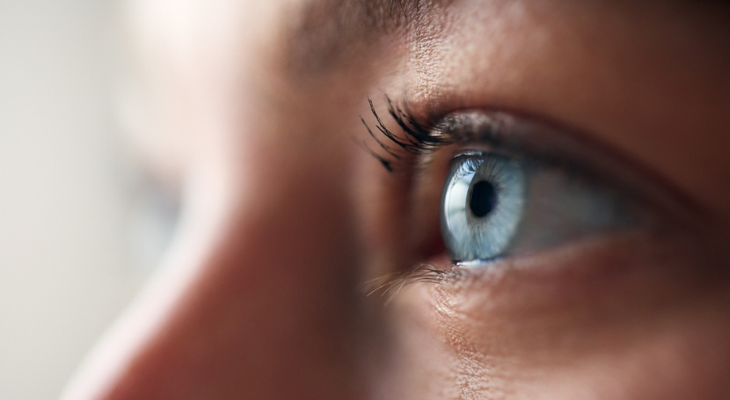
[60,131,366,400]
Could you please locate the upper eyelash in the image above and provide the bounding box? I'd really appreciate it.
[362,95,603,180]
[360,96,453,172]
[361,96,513,172]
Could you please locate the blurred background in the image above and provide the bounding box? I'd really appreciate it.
[0,1,168,398]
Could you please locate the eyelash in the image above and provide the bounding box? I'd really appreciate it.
[364,263,448,300]
[360,96,545,174]
[359,96,451,173]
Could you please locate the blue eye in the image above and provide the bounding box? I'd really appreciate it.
[441,151,636,263]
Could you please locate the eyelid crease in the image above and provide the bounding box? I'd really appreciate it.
[363,96,563,172]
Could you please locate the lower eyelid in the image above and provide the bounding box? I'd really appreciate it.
[403,204,698,306]
[413,234,720,384]
[431,228,713,311]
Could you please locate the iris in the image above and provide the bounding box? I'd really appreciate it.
[441,153,525,261]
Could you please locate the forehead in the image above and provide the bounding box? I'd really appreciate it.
[129,0,728,72]
[127,0,730,218]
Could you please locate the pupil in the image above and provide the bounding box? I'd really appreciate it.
[469,180,497,218]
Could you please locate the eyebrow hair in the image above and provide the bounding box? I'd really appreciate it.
[284,0,448,75]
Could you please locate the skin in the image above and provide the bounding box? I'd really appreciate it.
[61,0,730,399]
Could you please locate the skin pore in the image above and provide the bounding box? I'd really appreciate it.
[61,0,730,399]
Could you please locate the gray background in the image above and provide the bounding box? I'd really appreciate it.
[0,1,150,398]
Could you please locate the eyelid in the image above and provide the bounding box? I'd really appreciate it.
[405,108,701,231]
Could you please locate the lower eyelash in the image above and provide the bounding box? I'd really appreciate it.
[364,263,451,301]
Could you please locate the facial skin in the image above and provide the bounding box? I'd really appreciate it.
[61,0,730,399]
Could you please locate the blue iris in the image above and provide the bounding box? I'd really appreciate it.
[441,154,525,261]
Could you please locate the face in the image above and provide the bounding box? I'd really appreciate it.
[62,0,730,399]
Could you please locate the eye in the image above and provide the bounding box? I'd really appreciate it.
[361,100,668,270]
[441,147,638,264]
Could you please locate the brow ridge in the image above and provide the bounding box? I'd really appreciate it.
[284,0,445,75]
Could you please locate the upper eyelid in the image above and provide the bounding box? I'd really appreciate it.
[364,96,595,174]
[364,95,590,164]
[362,96,705,230]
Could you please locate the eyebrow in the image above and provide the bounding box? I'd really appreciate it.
[284,0,449,75]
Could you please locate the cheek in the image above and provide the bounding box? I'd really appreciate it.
[387,231,730,399]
